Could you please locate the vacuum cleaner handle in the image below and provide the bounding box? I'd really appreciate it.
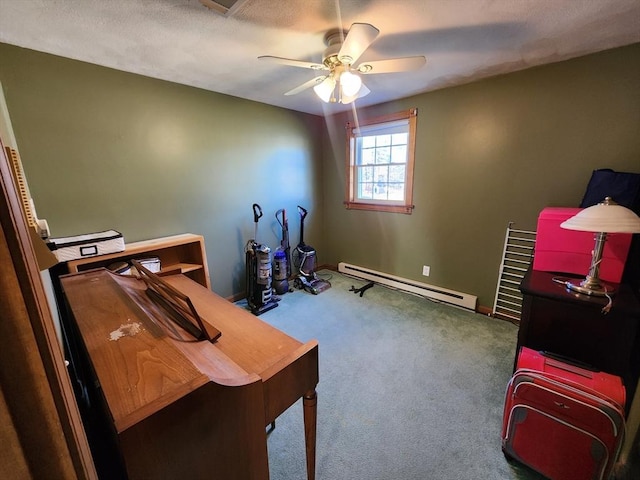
[297,205,308,246]
[275,208,287,228]
[252,203,263,223]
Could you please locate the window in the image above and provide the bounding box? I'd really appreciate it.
[345,108,417,214]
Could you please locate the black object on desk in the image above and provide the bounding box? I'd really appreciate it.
[516,268,640,412]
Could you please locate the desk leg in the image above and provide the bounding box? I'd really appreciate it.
[303,390,317,480]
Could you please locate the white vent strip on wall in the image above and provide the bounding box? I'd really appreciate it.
[338,262,478,310]
[491,223,536,323]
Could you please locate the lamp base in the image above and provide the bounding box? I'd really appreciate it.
[565,275,616,297]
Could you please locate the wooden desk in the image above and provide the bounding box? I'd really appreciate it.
[517,268,640,410]
[60,269,318,479]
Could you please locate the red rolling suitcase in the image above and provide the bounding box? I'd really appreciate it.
[502,347,626,480]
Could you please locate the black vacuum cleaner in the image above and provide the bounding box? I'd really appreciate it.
[273,208,291,295]
[245,203,278,315]
[293,205,331,294]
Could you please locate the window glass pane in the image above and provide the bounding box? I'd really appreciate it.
[359,182,373,199]
[391,132,408,145]
[389,165,406,182]
[375,147,390,164]
[390,145,407,164]
[361,148,375,165]
[373,183,387,200]
[373,167,388,199]
[376,134,391,147]
[359,166,374,182]
[374,165,388,183]
[388,184,405,201]
[362,136,376,148]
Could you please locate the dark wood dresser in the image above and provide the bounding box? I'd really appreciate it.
[516,268,640,411]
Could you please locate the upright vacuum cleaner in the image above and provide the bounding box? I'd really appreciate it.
[245,203,278,315]
[273,209,291,295]
[293,205,331,294]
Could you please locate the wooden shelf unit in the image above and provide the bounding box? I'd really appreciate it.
[67,233,211,289]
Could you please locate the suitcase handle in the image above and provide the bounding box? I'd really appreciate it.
[540,351,595,379]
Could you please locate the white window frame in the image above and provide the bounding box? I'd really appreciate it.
[345,108,417,214]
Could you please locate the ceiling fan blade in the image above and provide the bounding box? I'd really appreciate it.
[356,56,426,74]
[338,23,379,65]
[258,55,327,71]
[284,76,327,96]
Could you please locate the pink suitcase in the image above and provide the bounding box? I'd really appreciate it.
[502,347,625,480]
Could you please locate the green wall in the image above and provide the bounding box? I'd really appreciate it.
[0,43,324,299]
[322,43,640,308]
[1,41,638,307]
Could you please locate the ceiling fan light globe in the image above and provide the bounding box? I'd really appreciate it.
[313,76,336,103]
[340,81,370,104]
[340,71,362,97]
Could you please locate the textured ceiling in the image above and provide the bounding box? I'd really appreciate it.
[1,0,639,116]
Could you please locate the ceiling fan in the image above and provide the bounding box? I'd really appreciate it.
[259,23,426,105]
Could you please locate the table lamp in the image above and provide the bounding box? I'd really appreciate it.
[560,197,640,296]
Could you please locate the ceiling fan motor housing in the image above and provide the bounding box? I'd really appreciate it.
[322,29,350,67]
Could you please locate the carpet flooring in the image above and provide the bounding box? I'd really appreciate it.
[242,270,547,480]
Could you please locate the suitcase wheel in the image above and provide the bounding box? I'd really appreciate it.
[501,447,515,463]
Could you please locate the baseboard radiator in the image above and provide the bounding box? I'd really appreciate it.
[338,262,477,311]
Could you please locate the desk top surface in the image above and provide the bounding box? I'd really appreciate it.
[61,269,315,431]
